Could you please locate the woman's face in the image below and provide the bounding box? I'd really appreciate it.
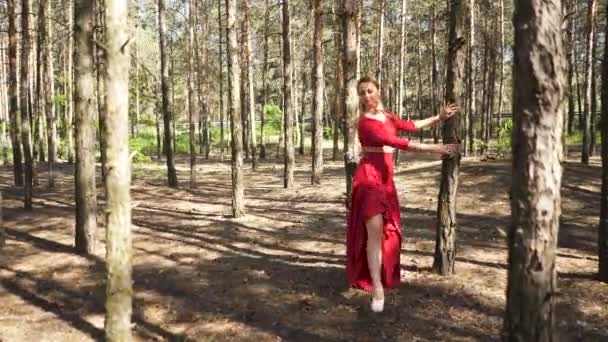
[358,82,379,112]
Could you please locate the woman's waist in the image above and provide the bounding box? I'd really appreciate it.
[361,146,395,154]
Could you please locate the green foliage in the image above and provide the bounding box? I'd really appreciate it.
[129,132,159,157]
[567,129,601,145]
[496,119,512,158]
[264,104,283,131]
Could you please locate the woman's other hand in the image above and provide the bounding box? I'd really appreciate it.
[439,103,459,121]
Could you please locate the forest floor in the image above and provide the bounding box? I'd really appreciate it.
[0,148,607,342]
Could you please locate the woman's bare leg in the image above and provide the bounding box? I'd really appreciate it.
[366,214,384,311]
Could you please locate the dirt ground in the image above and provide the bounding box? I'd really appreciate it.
[0,149,607,342]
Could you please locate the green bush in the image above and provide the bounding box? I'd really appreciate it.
[496,118,512,158]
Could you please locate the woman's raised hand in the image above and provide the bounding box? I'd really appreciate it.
[439,103,459,121]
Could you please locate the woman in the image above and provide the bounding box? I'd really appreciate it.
[346,76,459,313]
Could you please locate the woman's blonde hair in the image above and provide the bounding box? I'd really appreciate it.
[357,76,384,115]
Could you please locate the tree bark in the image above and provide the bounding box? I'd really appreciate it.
[582,0,596,164]
[244,0,257,170]
[218,0,225,158]
[504,0,565,339]
[226,0,245,217]
[44,0,56,187]
[343,0,360,207]
[311,0,324,185]
[432,0,467,276]
[467,0,476,156]
[332,4,343,162]
[158,0,178,187]
[599,0,608,283]
[375,0,384,91]
[21,0,34,210]
[103,0,133,339]
[67,0,75,163]
[74,0,98,256]
[188,0,198,187]
[282,0,295,188]
[7,0,23,186]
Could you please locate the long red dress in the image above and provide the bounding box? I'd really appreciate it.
[346,113,416,292]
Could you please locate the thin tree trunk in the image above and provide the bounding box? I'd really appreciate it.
[21,0,34,210]
[395,0,407,164]
[311,0,324,185]
[375,0,384,91]
[97,0,107,182]
[467,0,476,156]
[103,0,133,339]
[158,0,178,187]
[600,0,608,283]
[497,0,505,136]
[333,3,343,161]
[504,0,565,338]
[582,0,596,164]
[8,0,23,186]
[187,0,198,187]
[416,16,423,143]
[343,0,360,207]
[74,0,98,255]
[226,0,245,216]
[244,0,256,170]
[44,0,56,187]
[0,37,7,165]
[218,0,225,158]
[566,0,574,157]
[67,0,75,163]
[259,0,269,160]
[282,0,295,188]
[431,5,439,144]
[432,0,467,276]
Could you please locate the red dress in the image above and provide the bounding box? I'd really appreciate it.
[346,113,416,292]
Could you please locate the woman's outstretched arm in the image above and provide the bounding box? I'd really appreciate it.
[411,103,460,130]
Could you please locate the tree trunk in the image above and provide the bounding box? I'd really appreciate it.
[333,4,343,162]
[225,0,245,217]
[582,0,596,164]
[311,0,324,185]
[589,31,597,157]
[158,0,178,187]
[244,0,257,170]
[74,0,98,255]
[0,37,7,165]
[503,0,565,339]
[375,0,384,91]
[431,5,439,144]
[343,0,360,207]
[44,0,56,187]
[7,0,23,186]
[416,16,423,143]
[282,0,295,188]
[188,0,198,187]
[565,0,574,157]
[599,0,608,283]
[259,0,269,160]
[432,0,467,276]
[395,0,407,164]
[67,0,75,163]
[218,0,225,158]
[467,0,476,156]
[103,0,133,339]
[497,0,505,137]
[21,0,34,210]
[96,0,107,183]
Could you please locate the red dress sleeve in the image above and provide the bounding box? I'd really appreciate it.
[359,117,411,150]
[386,112,417,132]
